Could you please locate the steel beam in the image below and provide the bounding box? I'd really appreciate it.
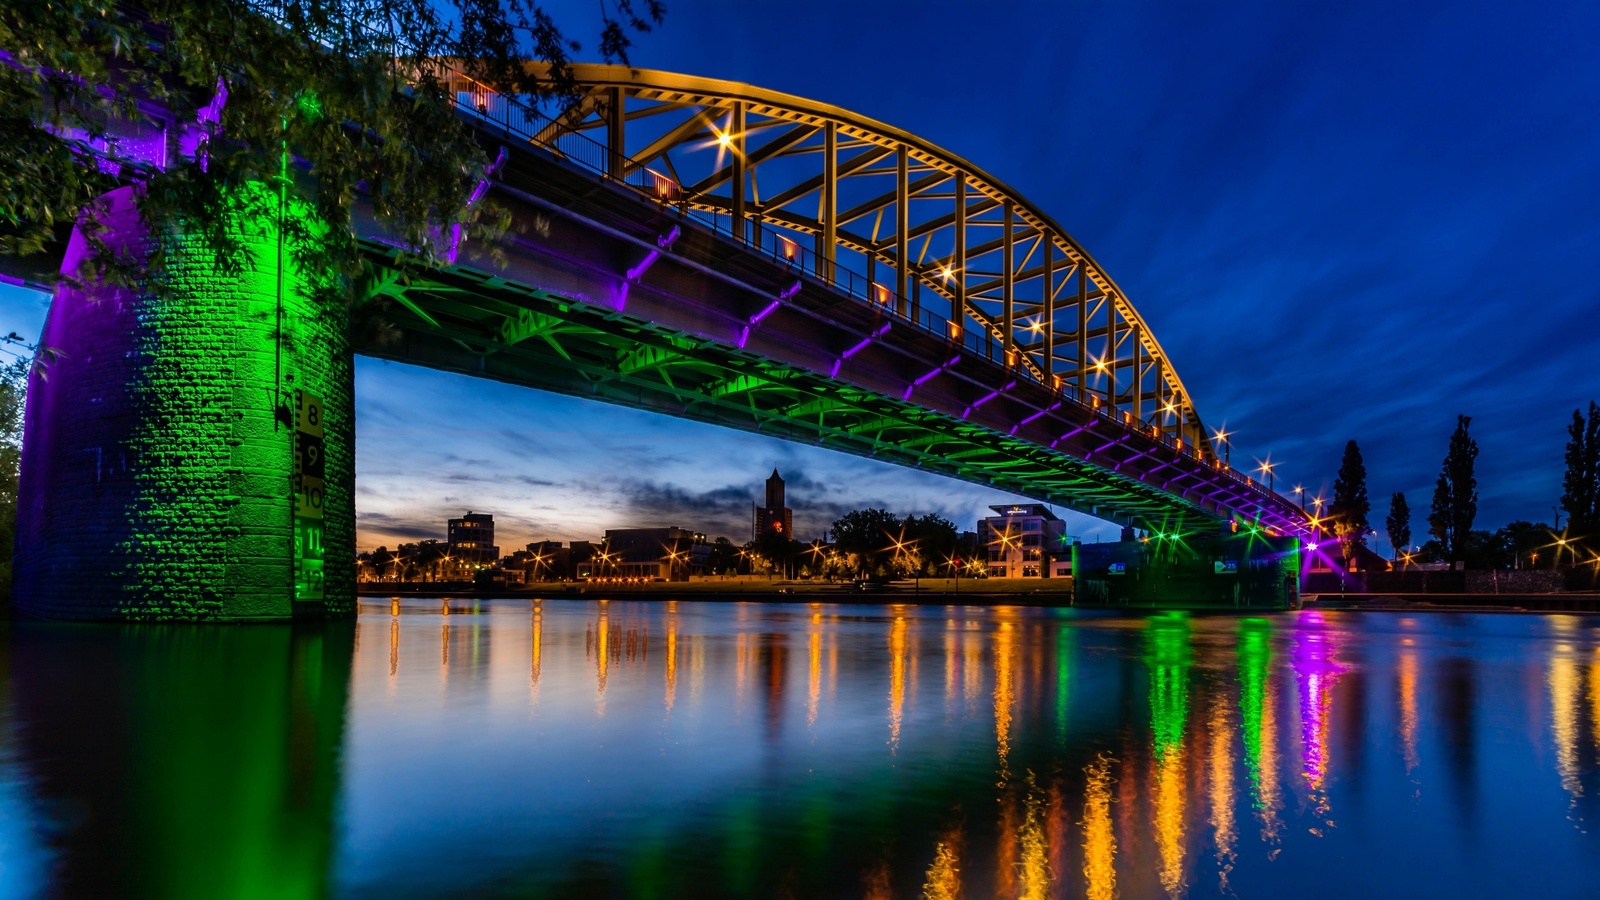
[1002,200,1014,368]
[953,173,967,342]
[1042,235,1055,386]
[895,144,909,318]
[818,122,837,283]
[730,102,746,241]
[605,86,625,179]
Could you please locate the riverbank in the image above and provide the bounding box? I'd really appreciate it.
[1306,592,1600,613]
[358,582,1600,614]
[358,577,1081,607]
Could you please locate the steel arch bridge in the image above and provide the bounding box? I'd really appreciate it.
[367,64,1305,535]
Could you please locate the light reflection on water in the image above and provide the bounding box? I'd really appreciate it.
[6,602,1600,897]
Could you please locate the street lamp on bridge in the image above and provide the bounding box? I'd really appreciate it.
[1213,427,1232,468]
[1255,458,1276,494]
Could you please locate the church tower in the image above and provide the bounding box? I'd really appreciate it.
[755,468,794,540]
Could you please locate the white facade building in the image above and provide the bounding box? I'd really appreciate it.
[978,504,1069,578]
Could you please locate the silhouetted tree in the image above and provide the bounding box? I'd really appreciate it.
[1494,520,1558,569]
[1561,402,1600,552]
[901,513,959,574]
[705,537,740,575]
[1429,415,1480,563]
[1386,492,1411,563]
[830,508,903,575]
[755,529,800,579]
[1330,440,1371,563]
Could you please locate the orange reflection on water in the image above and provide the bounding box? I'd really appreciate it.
[1047,780,1068,897]
[593,602,610,714]
[1082,753,1117,900]
[863,858,893,900]
[994,622,1017,771]
[807,611,822,728]
[1208,694,1236,892]
[664,602,677,713]
[440,619,450,683]
[1588,648,1600,755]
[1153,740,1186,896]
[996,795,1018,899]
[889,615,908,752]
[964,629,983,713]
[1018,776,1051,900]
[389,616,399,680]
[735,631,749,711]
[530,602,542,705]
[920,827,963,900]
[690,632,706,706]
[1398,645,1420,775]
[944,621,958,719]
[1550,648,1581,798]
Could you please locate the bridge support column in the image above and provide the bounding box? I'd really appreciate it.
[14,186,355,621]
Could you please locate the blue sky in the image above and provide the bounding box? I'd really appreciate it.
[5,0,1597,552]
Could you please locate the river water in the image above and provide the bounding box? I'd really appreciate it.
[3,600,1599,898]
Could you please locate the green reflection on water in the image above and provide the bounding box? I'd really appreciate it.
[1055,625,1073,747]
[1238,617,1272,796]
[1145,613,1192,763]
[8,621,351,899]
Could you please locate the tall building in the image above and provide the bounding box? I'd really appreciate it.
[447,512,499,565]
[978,504,1068,578]
[754,468,794,540]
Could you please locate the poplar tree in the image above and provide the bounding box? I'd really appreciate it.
[1428,415,1479,562]
[1385,492,1411,563]
[1561,402,1600,551]
[1329,439,1370,563]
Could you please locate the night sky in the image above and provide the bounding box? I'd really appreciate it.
[4,0,1597,553]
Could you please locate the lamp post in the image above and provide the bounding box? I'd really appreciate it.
[1294,484,1305,513]
[1256,459,1275,494]
[1213,427,1231,468]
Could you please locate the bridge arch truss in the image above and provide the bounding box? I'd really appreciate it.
[508,65,1216,461]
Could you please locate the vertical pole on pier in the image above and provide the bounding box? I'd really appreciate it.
[605,87,625,180]
[1157,359,1168,434]
[731,102,747,242]
[1131,322,1143,422]
[1002,201,1014,367]
[1043,234,1055,386]
[953,173,967,343]
[895,144,909,318]
[1105,294,1117,410]
[818,122,837,284]
[1075,263,1087,399]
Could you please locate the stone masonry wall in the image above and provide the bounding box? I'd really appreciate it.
[14,186,354,620]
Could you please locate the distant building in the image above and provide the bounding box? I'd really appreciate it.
[601,526,710,581]
[521,540,570,581]
[570,540,600,579]
[754,468,794,540]
[979,504,1068,578]
[448,512,499,566]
